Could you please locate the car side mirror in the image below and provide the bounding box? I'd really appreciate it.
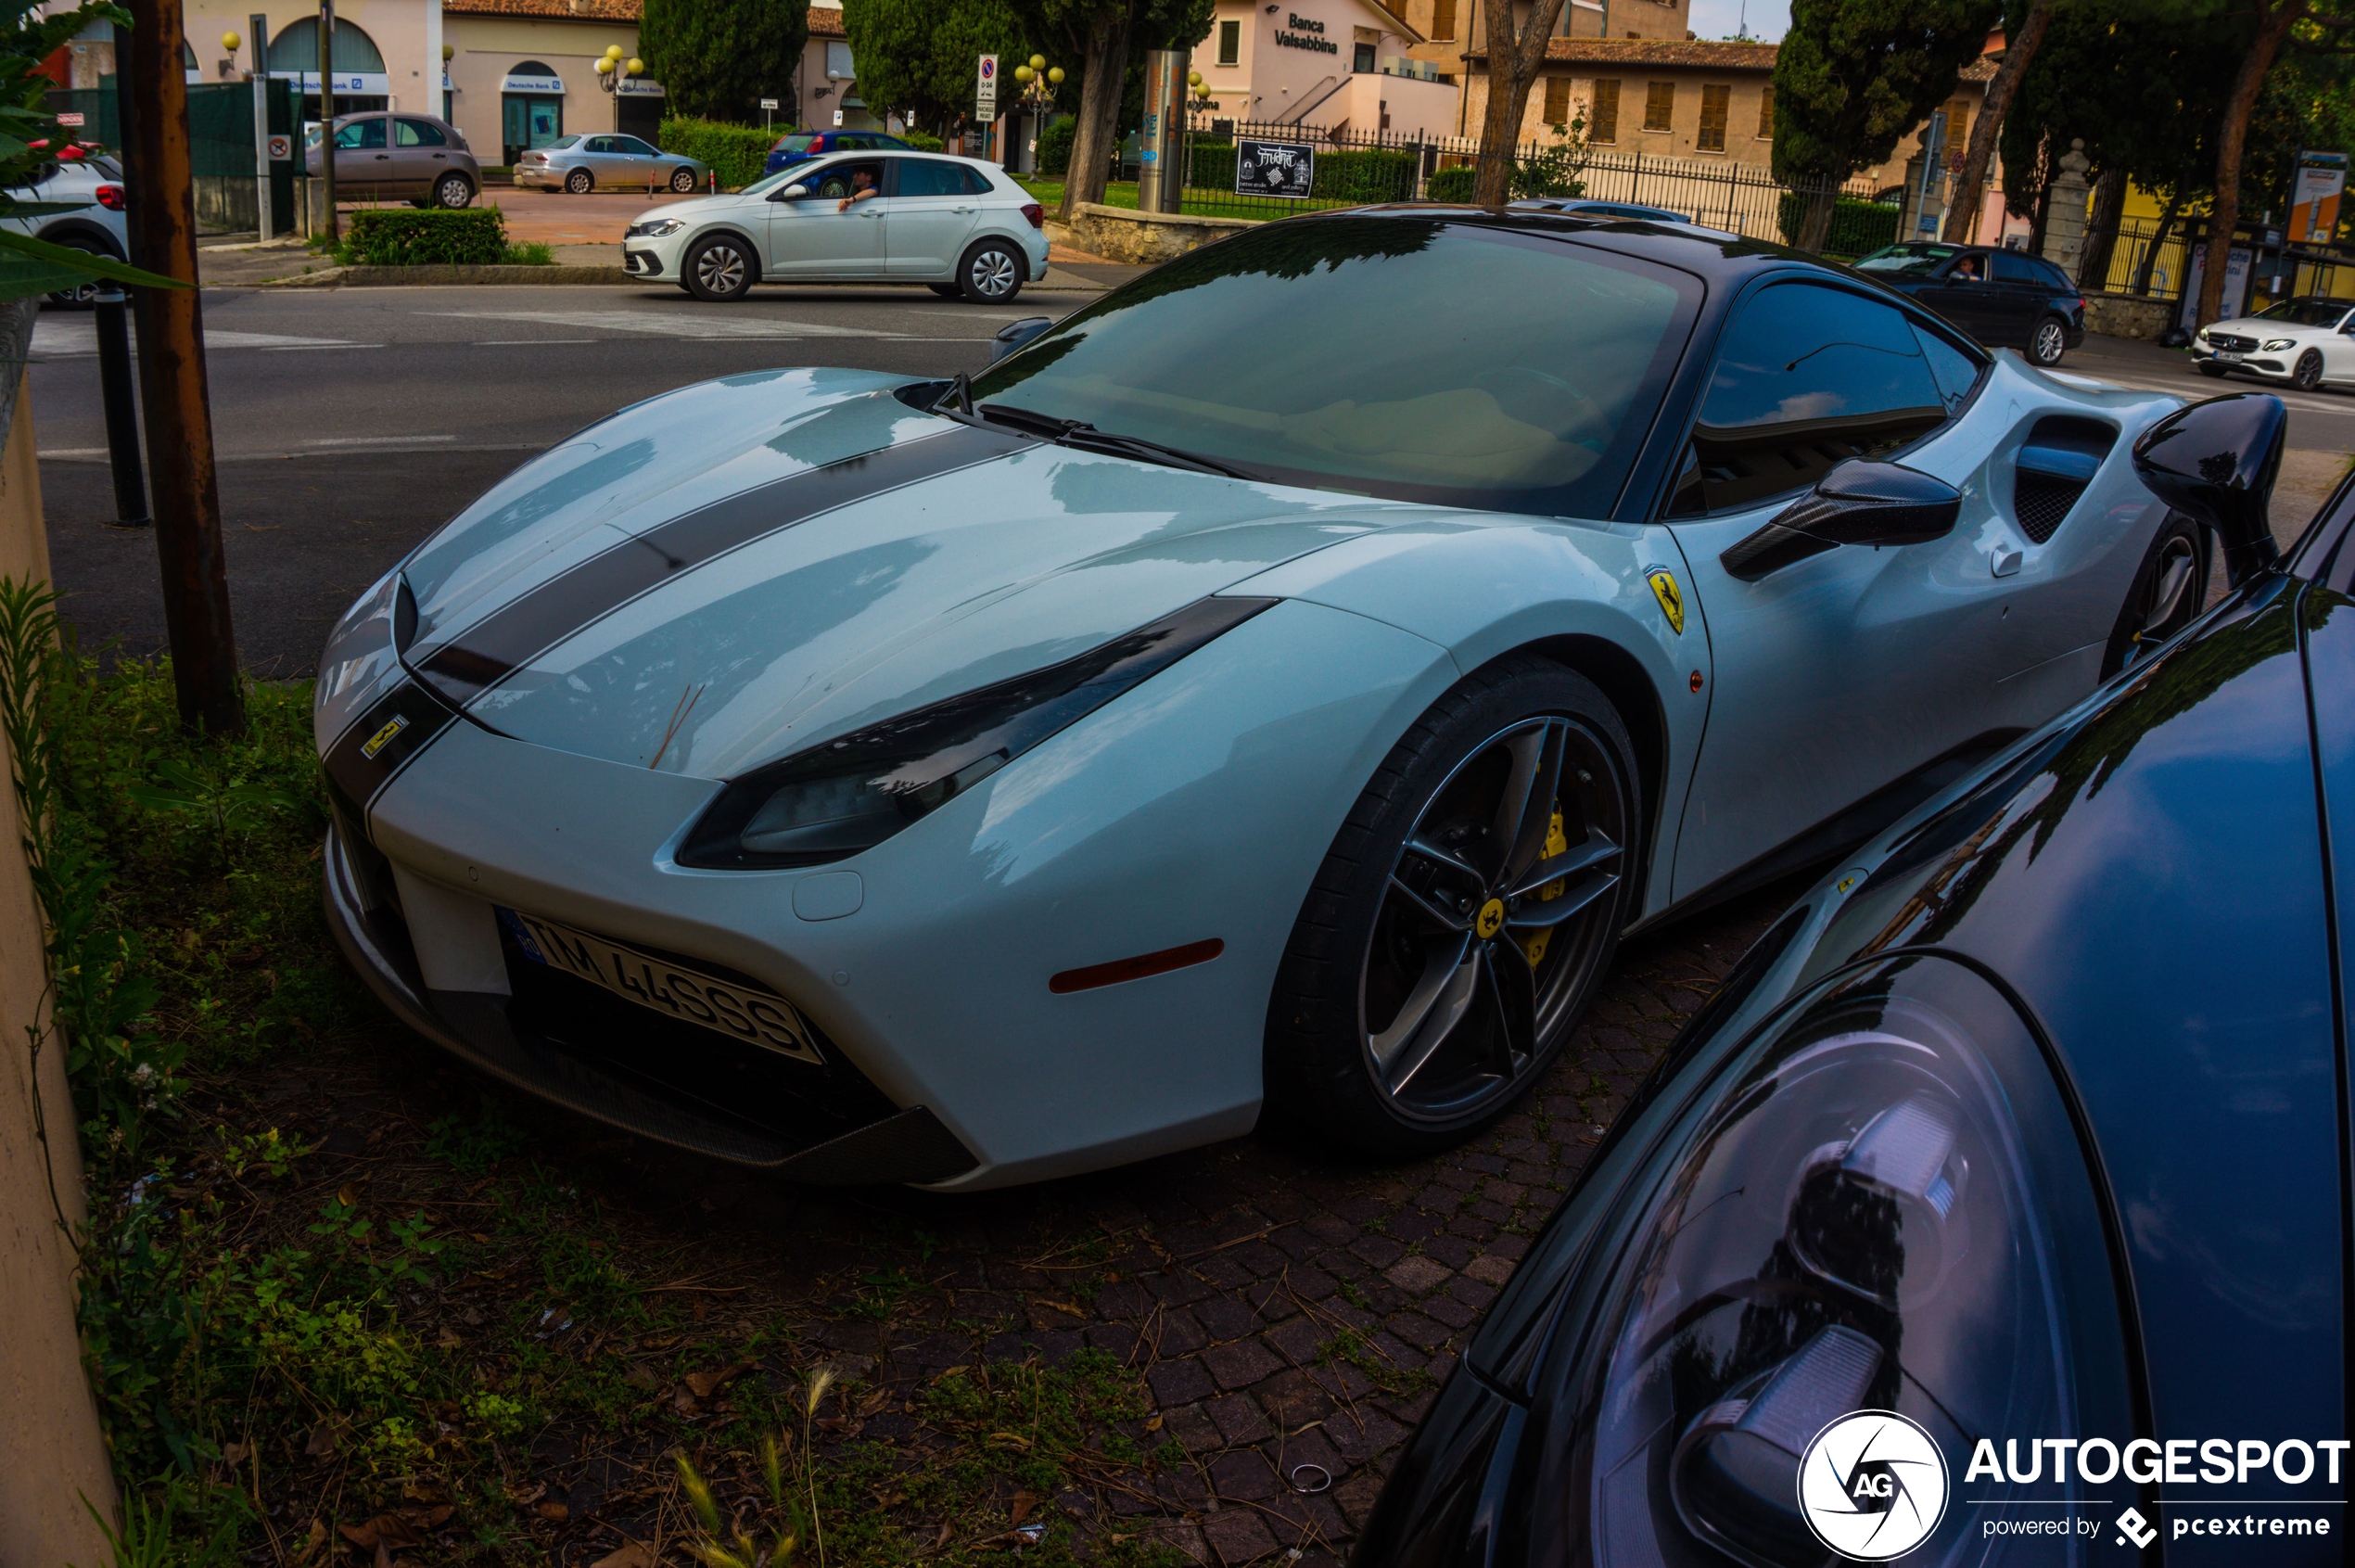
[990,316,1053,363]
[1720,460,1964,580]
[772,183,808,201]
[2130,391,2285,585]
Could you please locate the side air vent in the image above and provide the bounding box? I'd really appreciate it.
[2011,415,2117,544]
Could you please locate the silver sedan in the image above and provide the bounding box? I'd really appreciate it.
[516,134,707,195]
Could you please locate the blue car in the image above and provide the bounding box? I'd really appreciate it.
[314,210,2207,1192]
[763,128,911,175]
[1363,393,2355,1563]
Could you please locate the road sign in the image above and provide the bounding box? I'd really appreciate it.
[759,97,778,109]
[1236,138,1314,198]
[265,133,291,161]
[56,110,83,126]
[977,54,998,123]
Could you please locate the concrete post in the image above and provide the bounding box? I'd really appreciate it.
[2042,136,2092,274]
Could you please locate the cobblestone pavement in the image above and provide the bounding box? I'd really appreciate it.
[290,882,1791,1565]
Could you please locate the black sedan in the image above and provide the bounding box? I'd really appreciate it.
[1360,391,2355,1564]
[1853,242,2088,367]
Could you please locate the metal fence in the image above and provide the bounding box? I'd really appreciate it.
[1127,117,1894,255]
[45,82,277,234]
[2086,217,2192,300]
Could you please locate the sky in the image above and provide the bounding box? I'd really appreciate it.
[1687,0,1789,41]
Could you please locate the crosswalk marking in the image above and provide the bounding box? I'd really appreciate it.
[422,309,899,339]
[31,320,364,356]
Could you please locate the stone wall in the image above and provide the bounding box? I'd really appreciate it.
[2083,290,2174,342]
[1065,202,1255,266]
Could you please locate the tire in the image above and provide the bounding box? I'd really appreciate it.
[566,168,593,195]
[1265,657,1641,1157]
[434,172,475,210]
[682,233,757,301]
[2100,512,2211,678]
[957,237,1024,303]
[927,282,961,298]
[2294,349,2324,391]
[669,166,699,193]
[43,238,103,307]
[2028,314,2069,367]
[2196,362,2232,377]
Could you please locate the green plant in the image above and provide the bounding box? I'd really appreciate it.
[1509,118,1587,199]
[678,1433,808,1568]
[659,115,780,187]
[1776,189,1901,254]
[1037,115,1076,177]
[339,208,507,265]
[1425,162,1477,200]
[639,0,809,122]
[501,239,555,265]
[900,129,943,151]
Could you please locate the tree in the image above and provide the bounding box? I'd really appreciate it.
[1772,0,2003,250]
[1002,0,1211,220]
[844,0,1055,134]
[2196,0,2308,325]
[1470,0,1572,206]
[1941,0,2052,239]
[639,0,810,124]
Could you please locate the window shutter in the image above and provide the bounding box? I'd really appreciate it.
[1698,83,1728,151]
[1756,84,1774,138]
[1591,79,1619,142]
[1643,81,1674,131]
[1544,77,1572,126]
[1431,0,1456,41]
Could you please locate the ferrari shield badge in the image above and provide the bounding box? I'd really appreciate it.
[1646,567,1685,635]
[360,712,410,759]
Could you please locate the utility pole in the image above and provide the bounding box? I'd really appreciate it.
[249,13,272,238]
[316,0,337,241]
[123,0,244,735]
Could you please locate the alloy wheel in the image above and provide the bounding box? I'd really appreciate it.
[1359,714,1627,1123]
[566,170,592,194]
[694,242,746,297]
[436,174,472,209]
[671,167,697,192]
[2032,319,2067,365]
[968,248,1019,300]
[2296,350,2324,390]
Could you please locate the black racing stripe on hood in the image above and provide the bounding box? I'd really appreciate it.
[324,677,465,821]
[406,423,1036,709]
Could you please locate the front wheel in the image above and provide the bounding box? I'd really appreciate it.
[565,168,593,195]
[2028,314,2069,367]
[682,234,757,301]
[669,166,698,193]
[2294,349,2324,390]
[44,239,103,306]
[2100,512,2211,678]
[434,172,475,209]
[1266,657,1639,1157]
[958,237,1024,303]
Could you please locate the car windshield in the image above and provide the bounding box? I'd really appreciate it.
[967,217,1699,515]
[1853,243,1963,276]
[740,165,815,196]
[2256,298,2349,327]
[773,134,816,152]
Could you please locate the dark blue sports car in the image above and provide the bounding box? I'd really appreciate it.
[1359,391,2355,1564]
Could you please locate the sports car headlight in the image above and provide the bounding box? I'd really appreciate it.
[1508,956,2135,1566]
[675,596,1276,870]
[627,218,686,238]
[2263,338,2298,351]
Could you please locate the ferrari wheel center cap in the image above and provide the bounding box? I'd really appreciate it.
[1475,898,1506,939]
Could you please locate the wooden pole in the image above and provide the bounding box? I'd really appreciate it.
[124,0,244,735]
[317,0,338,240]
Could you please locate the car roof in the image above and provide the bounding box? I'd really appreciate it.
[1333,203,1894,294]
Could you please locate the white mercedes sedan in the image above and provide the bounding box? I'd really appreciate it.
[2193,295,2355,389]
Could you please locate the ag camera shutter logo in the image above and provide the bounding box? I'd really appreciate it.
[1798,1410,1950,1560]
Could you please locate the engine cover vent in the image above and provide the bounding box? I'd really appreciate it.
[2011,415,2118,545]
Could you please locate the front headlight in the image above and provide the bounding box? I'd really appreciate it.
[675,596,1275,869]
[628,217,686,238]
[2263,338,2298,351]
[1499,955,2138,1565]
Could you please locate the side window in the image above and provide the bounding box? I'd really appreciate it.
[896,159,964,198]
[808,159,885,200]
[2033,259,2076,292]
[961,165,995,196]
[1911,322,1986,413]
[1672,282,1950,516]
[584,136,617,153]
[618,135,656,155]
[335,119,388,149]
[394,119,446,147]
[1992,252,2039,286]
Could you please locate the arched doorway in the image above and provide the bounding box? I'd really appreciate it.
[267,17,389,124]
[501,60,564,164]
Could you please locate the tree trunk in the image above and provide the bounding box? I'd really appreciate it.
[1797,184,1839,251]
[1942,0,2053,243]
[126,0,244,736]
[1472,0,1570,206]
[2198,0,2302,326]
[1057,5,1133,222]
[2027,169,2054,253]
[2077,164,2126,289]
[2130,191,2181,295]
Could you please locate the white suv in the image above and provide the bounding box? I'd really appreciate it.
[621,151,1050,304]
[6,152,129,306]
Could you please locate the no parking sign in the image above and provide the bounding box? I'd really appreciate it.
[266,133,291,161]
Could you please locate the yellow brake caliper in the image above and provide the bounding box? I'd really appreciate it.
[1519,809,1569,968]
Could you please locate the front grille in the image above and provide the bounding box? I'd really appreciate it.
[2013,470,2083,543]
[2209,332,2258,352]
[498,924,903,1156]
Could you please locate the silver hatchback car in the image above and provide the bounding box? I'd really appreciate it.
[516,134,708,196]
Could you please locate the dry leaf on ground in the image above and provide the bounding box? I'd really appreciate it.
[591,1541,656,1568]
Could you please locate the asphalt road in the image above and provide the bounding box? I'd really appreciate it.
[31,279,1123,675]
[31,286,2355,677]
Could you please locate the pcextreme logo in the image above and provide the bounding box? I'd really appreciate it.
[1799,1411,1950,1560]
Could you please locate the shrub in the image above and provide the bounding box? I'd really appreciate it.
[1312,147,1420,203]
[341,208,504,266]
[901,129,943,151]
[1425,163,1477,201]
[659,114,776,187]
[1777,190,1901,256]
[1037,115,1076,177]
[1184,137,1232,191]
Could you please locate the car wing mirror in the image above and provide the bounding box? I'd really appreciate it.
[2130,391,2285,585]
[1720,459,1964,580]
[990,316,1053,363]
[772,183,808,201]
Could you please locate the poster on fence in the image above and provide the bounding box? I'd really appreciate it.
[2290,150,2348,245]
[1237,139,1314,198]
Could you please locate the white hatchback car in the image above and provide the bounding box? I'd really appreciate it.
[2192,295,2355,389]
[621,150,1050,304]
[5,151,129,307]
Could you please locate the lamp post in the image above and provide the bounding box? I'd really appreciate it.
[1186,70,1221,119]
[1008,56,1060,175]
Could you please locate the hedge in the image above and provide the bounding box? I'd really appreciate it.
[1425,163,1476,201]
[342,207,505,265]
[902,130,943,151]
[1037,116,1075,177]
[1777,191,1901,256]
[659,116,776,187]
[1181,142,1419,202]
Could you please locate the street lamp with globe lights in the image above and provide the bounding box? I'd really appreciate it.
[594,43,645,98]
[1186,69,1220,119]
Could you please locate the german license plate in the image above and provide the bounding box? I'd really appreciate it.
[2214,351,2243,362]
[497,907,822,1065]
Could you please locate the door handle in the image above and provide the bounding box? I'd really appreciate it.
[952,205,975,213]
[374,153,389,160]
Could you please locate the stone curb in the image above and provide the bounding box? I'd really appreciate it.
[257,263,637,287]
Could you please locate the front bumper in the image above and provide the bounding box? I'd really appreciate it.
[622,247,665,276]
[324,817,980,1182]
